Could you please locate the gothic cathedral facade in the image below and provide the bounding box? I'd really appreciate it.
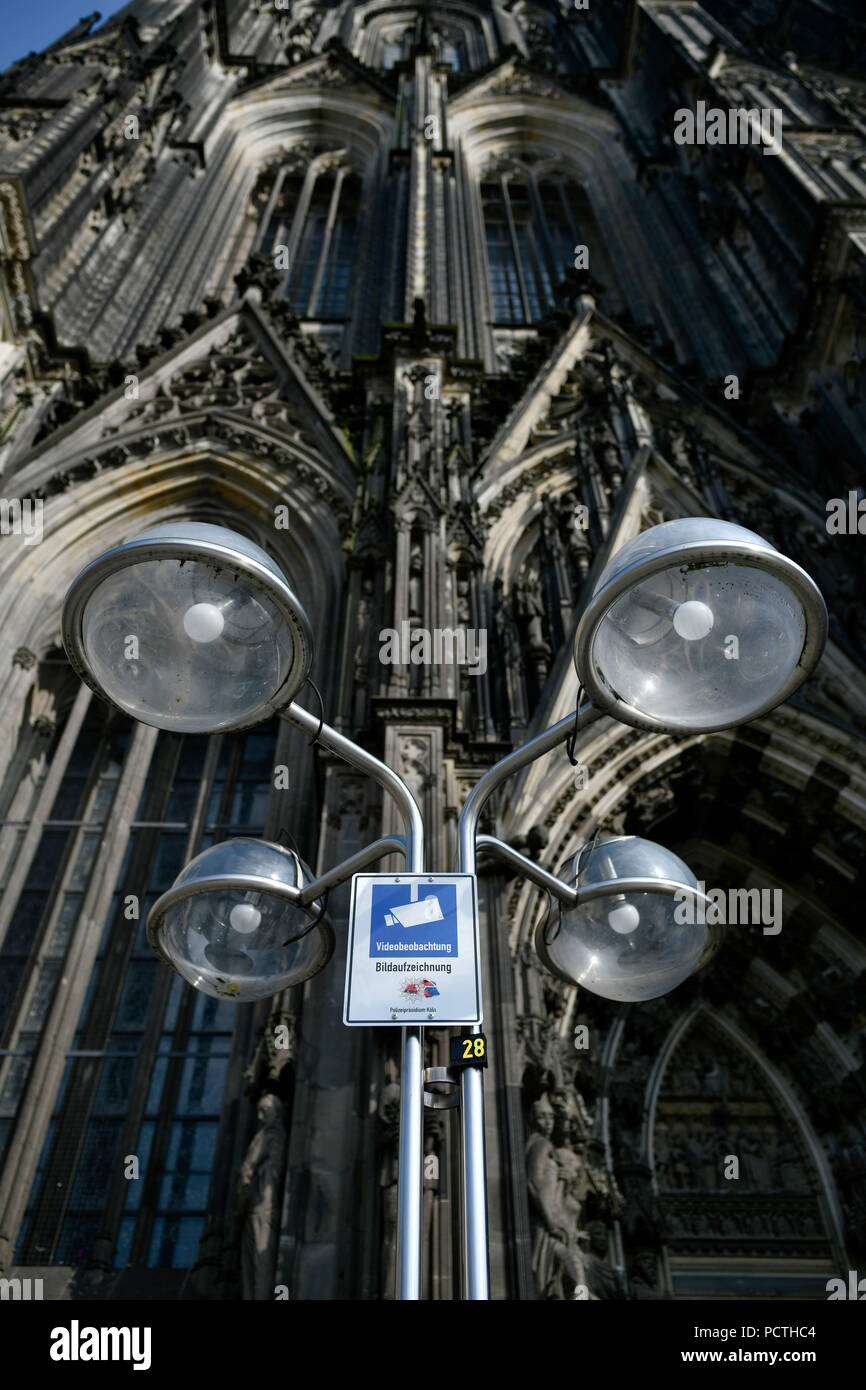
[0,0,864,1299]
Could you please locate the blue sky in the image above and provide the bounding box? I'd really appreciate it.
[0,2,132,74]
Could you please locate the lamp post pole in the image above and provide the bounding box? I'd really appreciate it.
[455,703,603,1299]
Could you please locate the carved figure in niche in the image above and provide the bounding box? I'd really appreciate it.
[630,1249,669,1300]
[702,1056,725,1098]
[666,1125,691,1190]
[738,1129,772,1190]
[583,1221,623,1299]
[681,1127,710,1188]
[490,578,523,733]
[456,575,471,626]
[539,494,567,564]
[526,1095,585,1299]
[235,1093,287,1300]
[518,569,546,648]
[405,398,432,473]
[775,1136,809,1192]
[841,1124,866,1176]
[378,1080,401,1299]
[399,736,430,802]
[408,541,424,622]
[353,573,376,686]
[579,1135,620,1221]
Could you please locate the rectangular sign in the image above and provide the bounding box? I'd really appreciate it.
[343,874,482,1027]
[449,1033,488,1069]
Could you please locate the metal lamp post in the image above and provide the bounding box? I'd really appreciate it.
[61,515,828,1302]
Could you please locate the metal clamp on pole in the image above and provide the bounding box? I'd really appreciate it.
[422,1066,461,1109]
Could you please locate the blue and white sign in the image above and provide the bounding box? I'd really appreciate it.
[343,874,482,1026]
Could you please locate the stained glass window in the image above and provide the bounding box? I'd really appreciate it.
[1,665,280,1272]
[258,166,362,320]
[482,172,593,324]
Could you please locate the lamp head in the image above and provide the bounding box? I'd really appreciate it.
[147,837,333,1002]
[573,518,827,734]
[536,834,719,1002]
[62,522,313,733]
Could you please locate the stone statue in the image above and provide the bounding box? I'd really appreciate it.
[235,1094,287,1300]
[583,1220,623,1299]
[526,1095,586,1299]
[630,1248,670,1299]
[738,1129,771,1190]
[405,399,432,473]
[519,570,547,649]
[353,573,375,685]
[408,542,424,622]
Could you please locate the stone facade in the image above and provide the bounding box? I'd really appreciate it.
[0,0,863,1299]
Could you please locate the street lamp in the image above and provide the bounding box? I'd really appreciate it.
[62,522,313,732]
[573,517,827,733]
[534,835,718,1002]
[61,514,827,1303]
[147,837,334,1002]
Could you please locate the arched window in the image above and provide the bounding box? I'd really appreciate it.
[258,164,363,320]
[481,170,596,325]
[0,653,284,1270]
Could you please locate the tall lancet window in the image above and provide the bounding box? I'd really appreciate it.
[481,170,595,325]
[258,163,363,320]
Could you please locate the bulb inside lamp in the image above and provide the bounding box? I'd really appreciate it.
[672,599,714,641]
[607,900,641,935]
[229,903,262,934]
[183,602,225,644]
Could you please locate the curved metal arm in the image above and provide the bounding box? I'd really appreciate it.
[297,836,407,906]
[281,702,424,873]
[475,835,577,905]
[458,704,603,874]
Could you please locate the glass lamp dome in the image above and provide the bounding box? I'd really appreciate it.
[147,837,333,1002]
[62,522,313,733]
[535,835,718,1002]
[573,518,827,734]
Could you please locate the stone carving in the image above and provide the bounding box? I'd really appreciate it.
[235,1094,288,1300]
[526,1094,587,1299]
[517,566,551,678]
[583,1220,623,1299]
[408,540,424,622]
[660,1194,825,1251]
[398,736,433,801]
[486,66,560,100]
[630,1248,669,1299]
[29,682,57,738]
